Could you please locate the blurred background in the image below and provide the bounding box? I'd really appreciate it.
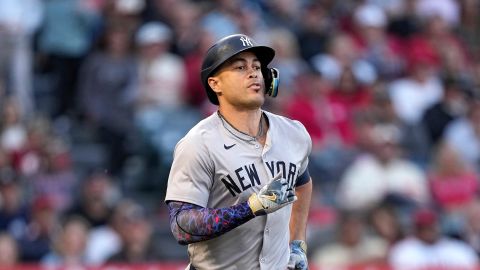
[1,0,480,269]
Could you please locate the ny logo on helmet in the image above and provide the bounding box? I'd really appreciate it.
[240,36,253,47]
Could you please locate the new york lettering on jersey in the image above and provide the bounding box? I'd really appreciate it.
[220,160,299,197]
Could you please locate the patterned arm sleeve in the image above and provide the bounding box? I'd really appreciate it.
[167,201,255,245]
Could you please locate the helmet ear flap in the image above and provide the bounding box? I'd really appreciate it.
[263,67,280,98]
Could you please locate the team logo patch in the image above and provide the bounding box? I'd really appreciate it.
[240,36,253,47]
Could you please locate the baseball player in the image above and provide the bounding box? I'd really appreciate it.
[165,34,312,270]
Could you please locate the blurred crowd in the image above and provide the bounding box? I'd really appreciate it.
[0,0,480,269]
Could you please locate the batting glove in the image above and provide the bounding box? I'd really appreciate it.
[248,173,297,216]
[287,240,308,270]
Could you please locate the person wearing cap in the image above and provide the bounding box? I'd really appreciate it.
[133,21,200,168]
[134,21,185,109]
[351,3,405,79]
[165,34,313,270]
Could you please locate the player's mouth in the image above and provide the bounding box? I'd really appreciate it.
[248,82,262,92]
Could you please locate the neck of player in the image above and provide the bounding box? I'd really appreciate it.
[218,106,264,139]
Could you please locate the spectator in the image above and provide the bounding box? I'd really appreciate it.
[235,2,270,46]
[0,232,19,267]
[410,1,471,83]
[389,207,478,270]
[164,0,203,57]
[387,0,422,39]
[18,196,57,262]
[368,204,405,248]
[284,68,333,150]
[263,0,303,32]
[295,2,331,62]
[28,138,77,213]
[428,142,478,214]
[84,199,140,265]
[103,0,144,33]
[66,170,118,228]
[351,3,406,79]
[35,0,101,117]
[11,117,51,177]
[183,28,216,109]
[77,20,138,175]
[134,21,185,111]
[369,81,431,167]
[106,200,158,263]
[443,98,480,173]
[286,65,371,149]
[0,0,43,119]
[421,76,469,148]
[388,49,444,126]
[312,211,388,269]
[311,32,377,88]
[199,0,242,41]
[267,28,309,108]
[325,66,373,147]
[336,123,429,212]
[143,0,185,33]
[0,98,28,154]
[41,215,90,268]
[0,168,29,240]
[415,0,460,27]
[133,21,200,169]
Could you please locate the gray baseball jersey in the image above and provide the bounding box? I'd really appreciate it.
[165,110,312,270]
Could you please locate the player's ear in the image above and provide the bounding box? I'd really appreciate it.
[208,77,222,94]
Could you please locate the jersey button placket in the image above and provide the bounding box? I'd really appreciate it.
[260,258,266,264]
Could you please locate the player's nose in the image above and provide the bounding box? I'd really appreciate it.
[248,67,259,78]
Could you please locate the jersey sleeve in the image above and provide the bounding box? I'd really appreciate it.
[165,132,214,207]
[295,120,312,186]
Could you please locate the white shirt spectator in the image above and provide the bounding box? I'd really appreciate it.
[389,76,443,125]
[314,237,387,270]
[336,154,429,211]
[84,225,121,265]
[389,237,478,270]
[137,53,186,108]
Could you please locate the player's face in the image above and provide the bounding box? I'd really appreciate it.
[210,51,265,110]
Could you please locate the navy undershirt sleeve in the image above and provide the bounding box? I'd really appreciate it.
[295,169,311,187]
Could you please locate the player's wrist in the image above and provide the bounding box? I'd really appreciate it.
[290,240,307,254]
[248,193,266,216]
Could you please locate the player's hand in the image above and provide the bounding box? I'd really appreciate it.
[248,173,297,216]
[287,240,308,270]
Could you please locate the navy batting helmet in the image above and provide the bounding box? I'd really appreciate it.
[200,34,280,105]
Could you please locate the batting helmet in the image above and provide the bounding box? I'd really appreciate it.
[201,34,280,105]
